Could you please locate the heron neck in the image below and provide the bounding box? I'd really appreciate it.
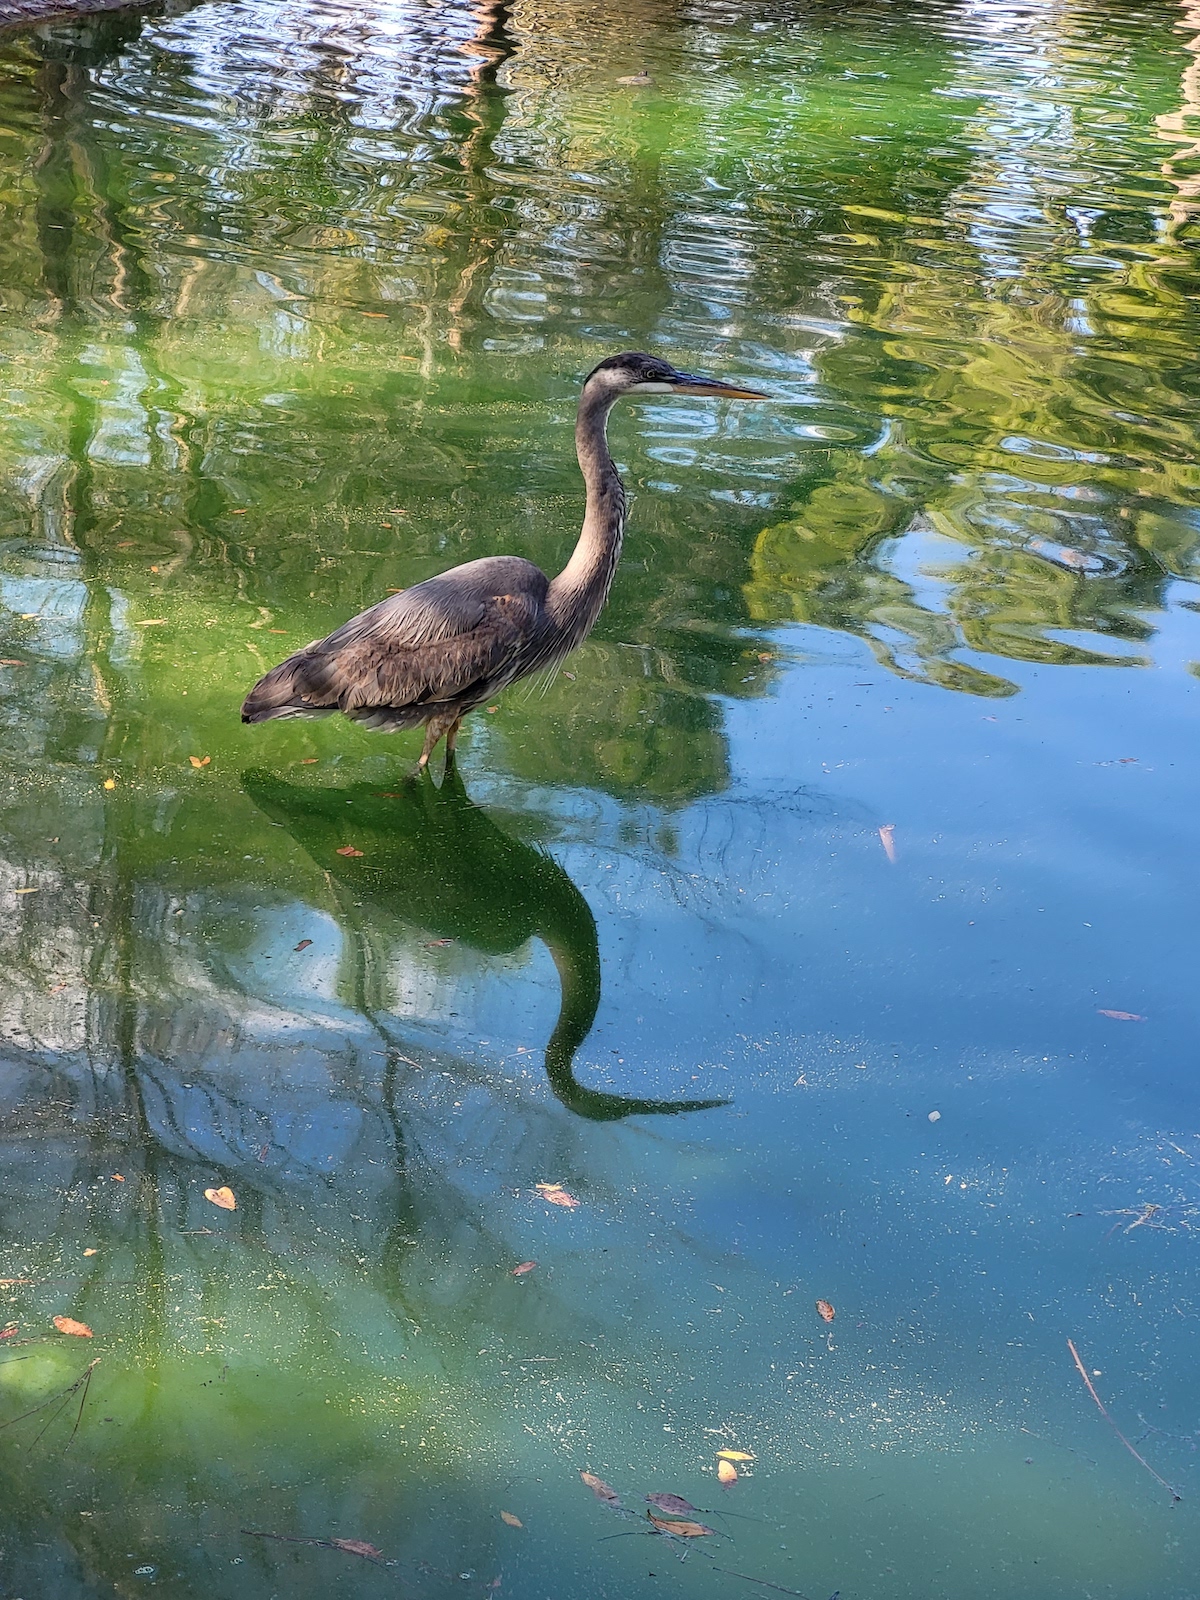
[546,381,626,637]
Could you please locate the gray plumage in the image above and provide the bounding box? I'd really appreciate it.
[241,352,766,766]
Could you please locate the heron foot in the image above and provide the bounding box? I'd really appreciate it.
[417,712,464,771]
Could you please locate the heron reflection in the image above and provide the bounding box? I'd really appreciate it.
[243,761,726,1121]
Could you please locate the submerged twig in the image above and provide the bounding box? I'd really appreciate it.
[241,1530,387,1568]
[712,1567,814,1598]
[0,1358,100,1438]
[1066,1339,1181,1501]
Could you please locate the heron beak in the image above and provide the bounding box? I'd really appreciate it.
[668,371,770,399]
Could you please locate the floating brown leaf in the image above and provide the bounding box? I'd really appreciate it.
[580,1471,621,1505]
[500,1512,522,1528]
[648,1513,714,1538]
[878,823,897,863]
[816,1299,836,1323]
[336,846,364,858]
[1098,1009,1145,1022]
[329,1539,383,1560]
[646,1493,699,1516]
[111,1173,125,1182]
[53,1315,93,1338]
[716,1450,754,1462]
[536,1182,580,1210]
[188,755,211,769]
[204,1186,237,1211]
[1,1323,17,1338]
[717,1459,738,1485]
[511,1261,537,1277]
[294,939,313,952]
[0,659,25,667]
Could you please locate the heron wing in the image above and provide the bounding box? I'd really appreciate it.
[242,561,547,722]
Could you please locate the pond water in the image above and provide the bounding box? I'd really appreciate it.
[1,0,1198,1594]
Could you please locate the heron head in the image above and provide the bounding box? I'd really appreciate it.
[584,351,768,400]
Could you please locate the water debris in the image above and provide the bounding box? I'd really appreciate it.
[83,1249,97,1257]
[718,1460,739,1485]
[336,845,364,857]
[111,1173,125,1182]
[877,823,897,863]
[188,755,211,768]
[713,1567,817,1599]
[1,1357,100,1446]
[294,939,313,952]
[647,1494,700,1516]
[617,71,653,84]
[536,1182,580,1210]
[134,618,167,626]
[1,1323,18,1338]
[500,1512,523,1528]
[52,1316,93,1338]
[580,1471,622,1506]
[648,1513,715,1538]
[816,1300,836,1324]
[243,1531,385,1565]
[927,1110,941,1122]
[1066,1338,1180,1501]
[1025,537,1116,576]
[0,659,25,666]
[716,1450,755,1462]
[204,1186,237,1211]
[1098,1009,1145,1021]
[511,1261,537,1277]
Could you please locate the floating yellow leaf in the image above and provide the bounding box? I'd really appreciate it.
[53,1315,93,1338]
[500,1511,523,1528]
[188,755,211,769]
[103,779,116,790]
[716,1450,754,1462]
[204,1186,236,1211]
[717,1459,738,1485]
[83,1248,97,1257]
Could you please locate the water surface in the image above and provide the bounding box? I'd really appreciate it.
[1,0,1199,1595]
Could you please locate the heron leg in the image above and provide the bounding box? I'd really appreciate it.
[444,716,463,760]
[417,712,459,770]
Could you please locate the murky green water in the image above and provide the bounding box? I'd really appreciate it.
[1,0,1199,1593]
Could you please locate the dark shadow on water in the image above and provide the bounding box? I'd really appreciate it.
[242,758,728,1122]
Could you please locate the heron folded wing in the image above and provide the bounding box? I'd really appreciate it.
[305,592,535,714]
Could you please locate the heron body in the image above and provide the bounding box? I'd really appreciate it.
[241,352,766,765]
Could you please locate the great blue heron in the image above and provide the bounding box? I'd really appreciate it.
[241,352,768,765]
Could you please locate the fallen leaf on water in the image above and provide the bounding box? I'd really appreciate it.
[329,1540,383,1560]
[1098,1009,1145,1022]
[648,1513,714,1538]
[1,1323,17,1338]
[53,1315,93,1338]
[536,1182,580,1209]
[500,1512,523,1528]
[425,938,454,947]
[0,659,24,666]
[294,939,313,952]
[103,779,116,790]
[188,755,211,769]
[878,823,897,863]
[717,1460,738,1485]
[580,1471,621,1505]
[647,1493,699,1516]
[300,758,319,764]
[135,618,167,627]
[204,1186,237,1211]
[511,1261,537,1276]
[0,1279,33,1286]
[716,1450,755,1462]
[617,71,653,84]
[336,846,364,858]
[487,706,499,713]
[111,1173,125,1182]
[816,1299,836,1323]
[83,1248,97,1257]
